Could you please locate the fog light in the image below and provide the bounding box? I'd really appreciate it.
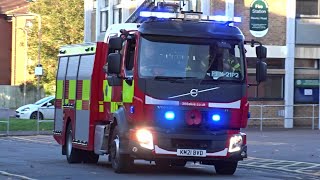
[136,129,154,150]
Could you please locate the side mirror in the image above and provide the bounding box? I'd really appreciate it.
[256,45,267,59]
[109,37,123,50]
[256,60,267,82]
[108,53,121,74]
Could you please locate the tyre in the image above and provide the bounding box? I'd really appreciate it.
[83,151,99,164]
[110,126,133,173]
[214,161,238,175]
[30,111,43,120]
[66,124,82,163]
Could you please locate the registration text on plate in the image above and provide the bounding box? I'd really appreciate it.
[177,149,206,157]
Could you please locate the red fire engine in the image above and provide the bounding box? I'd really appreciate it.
[53,1,267,175]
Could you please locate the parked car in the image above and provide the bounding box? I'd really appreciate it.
[15,96,55,120]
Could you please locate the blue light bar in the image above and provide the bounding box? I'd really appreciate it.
[140,11,176,19]
[165,111,175,120]
[212,114,221,122]
[139,11,241,23]
[208,15,242,23]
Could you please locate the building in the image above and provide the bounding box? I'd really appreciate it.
[85,0,320,128]
[0,0,37,86]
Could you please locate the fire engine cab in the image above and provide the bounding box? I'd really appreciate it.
[53,2,267,175]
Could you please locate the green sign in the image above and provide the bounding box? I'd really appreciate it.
[295,79,320,87]
[250,0,269,37]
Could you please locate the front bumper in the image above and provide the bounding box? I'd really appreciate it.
[127,130,247,162]
[15,112,31,119]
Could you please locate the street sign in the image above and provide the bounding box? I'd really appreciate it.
[35,64,43,76]
[249,0,269,37]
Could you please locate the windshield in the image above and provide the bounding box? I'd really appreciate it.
[138,35,244,82]
[34,97,52,105]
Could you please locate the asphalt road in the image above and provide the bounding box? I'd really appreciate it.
[244,128,320,163]
[1,133,319,180]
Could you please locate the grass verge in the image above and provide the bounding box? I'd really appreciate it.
[0,118,53,131]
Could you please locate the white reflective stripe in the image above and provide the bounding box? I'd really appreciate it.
[154,145,176,155]
[154,145,228,157]
[146,95,241,109]
[145,95,179,106]
[208,100,241,109]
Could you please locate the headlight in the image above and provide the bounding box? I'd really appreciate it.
[22,107,30,112]
[136,129,154,150]
[228,134,243,153]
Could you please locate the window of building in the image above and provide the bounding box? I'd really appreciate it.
[113,8,122,24]
[100,11,108,32]
[295,59,319,69]
[296,0,319,16]
[248,75,284,100]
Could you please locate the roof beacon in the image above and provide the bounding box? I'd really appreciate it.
[139,11,241,23]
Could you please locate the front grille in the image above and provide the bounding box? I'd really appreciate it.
[171,139,211,149]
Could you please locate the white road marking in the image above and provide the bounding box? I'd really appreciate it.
[248,141,287,145]
[0,170,37,180]
[240,157,320,177]
[9,136,55,144]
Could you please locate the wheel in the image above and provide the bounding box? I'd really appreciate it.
[66,124,82,163]
[110,126,133,173]
[214,161,238,175]
[83,151,99,164]
[30,111,43,120]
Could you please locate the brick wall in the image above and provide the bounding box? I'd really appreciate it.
[211,0,287,46]
[248,101,285,127]
[248,101,319,128]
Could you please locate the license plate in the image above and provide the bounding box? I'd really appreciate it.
[177,149,206,157]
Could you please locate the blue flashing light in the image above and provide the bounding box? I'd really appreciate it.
[165,111,175,120]
[130,106,135,114]
[212,114,221,122]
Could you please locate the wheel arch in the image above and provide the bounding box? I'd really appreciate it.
[62,117,72,155]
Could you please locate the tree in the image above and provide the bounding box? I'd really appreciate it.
[28,0,84,94]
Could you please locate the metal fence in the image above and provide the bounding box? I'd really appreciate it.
[0,108,9,135]
[0,107,54,136]
[36,107,54,135]
[249,104,320,131]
